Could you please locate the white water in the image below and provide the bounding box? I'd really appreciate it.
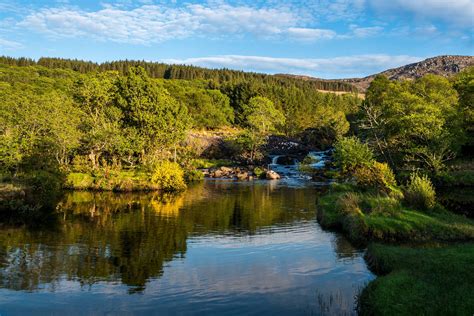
[268,150,332,183]
[307,149,332,169]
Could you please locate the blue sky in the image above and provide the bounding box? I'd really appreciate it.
[0,0,473,78]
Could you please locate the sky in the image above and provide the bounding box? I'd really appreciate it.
[0,0,473,78]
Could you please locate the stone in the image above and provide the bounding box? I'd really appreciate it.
[236,172,248,180]
[266,170,280,180]
[219,166,233,175]
[213,170,224,178]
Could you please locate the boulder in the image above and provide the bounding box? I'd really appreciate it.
[219,166,233,175]
[266,170,281,180]
[212,170,224,178]
[236,172,248,181]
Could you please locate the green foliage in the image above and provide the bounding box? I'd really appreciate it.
[191,158,234,169]
[404,173,436,211]
[183,89,234,129]
[115,66,190,152]
[361,74,465,172]
[240,96,286,161]
[354,161,398,194]
[252,167,266,179]
[184,169,204,183]
[453,67,474,151]
[333,137,374,174]
[150,161,187,192]
[242,96,286,134]
[224,131,261,161]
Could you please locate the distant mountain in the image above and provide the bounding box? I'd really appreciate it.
[278,55,474,93]
[343,55,474,91]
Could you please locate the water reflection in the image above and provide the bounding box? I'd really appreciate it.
[0,181,373,315]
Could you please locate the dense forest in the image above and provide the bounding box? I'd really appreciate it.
[0,56,356,92]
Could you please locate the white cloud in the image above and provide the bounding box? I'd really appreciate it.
[162,54,423,78]
[286,27,337,41]
[349,25,383,38]
[0,38,23,50]
[370,0,474,27]
[17,3,302,44]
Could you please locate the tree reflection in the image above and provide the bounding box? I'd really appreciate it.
[0,182,318,293]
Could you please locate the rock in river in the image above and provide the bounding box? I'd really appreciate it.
[266,170,281,180]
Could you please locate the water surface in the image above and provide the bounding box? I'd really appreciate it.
[0,181,374,315]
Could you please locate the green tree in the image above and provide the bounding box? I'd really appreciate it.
[453,67,474,153]
[114,67,189,162]
[74,71,124,169]
[360,74,464,173]
[241,96,285,161]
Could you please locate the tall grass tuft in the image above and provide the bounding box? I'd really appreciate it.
[404,173,436,211]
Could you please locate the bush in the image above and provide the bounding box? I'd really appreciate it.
[333,137,374,174]
[335,192,362,216]
[150,161,187,192]
[404,173,436,210]
[354,162,398,193]
[253,167,266,179]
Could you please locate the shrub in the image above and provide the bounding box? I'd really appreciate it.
[253,167,266,179]
[404,173,436,210]
[66,172,94,189]
[333,137,374,174]
[335,192,362,216]
[150,161,187,192]
[71,155,92,173]
[354,161,398,193]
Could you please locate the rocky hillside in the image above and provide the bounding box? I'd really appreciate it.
[279,55,474,93]
[342,55,474,91]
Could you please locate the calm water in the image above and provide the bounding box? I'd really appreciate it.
[0,180,374,315]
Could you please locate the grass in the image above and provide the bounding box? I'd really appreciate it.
[317,185,474,244]
[65,170,159,191]
[191,158,234,169]
[317,183,474,315]
[359,243,474,315]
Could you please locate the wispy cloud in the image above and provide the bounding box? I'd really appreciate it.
[162,54,424,78]
[370,0,474,28]
[286,28,337,41]
[17,3,302,44]
[16,2,387,44]
[0,38,23,50]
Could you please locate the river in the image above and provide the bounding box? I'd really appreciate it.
[0,180,374,315]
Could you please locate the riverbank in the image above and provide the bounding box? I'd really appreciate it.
[316,183,474,314]
[317,185,474,245]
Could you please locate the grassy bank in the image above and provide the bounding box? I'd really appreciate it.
[316,185,474,245]
[359,243,474,315]
[316,184,474,315]
[65,170,159,191]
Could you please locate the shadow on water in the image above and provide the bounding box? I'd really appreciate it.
[0,181,374,315]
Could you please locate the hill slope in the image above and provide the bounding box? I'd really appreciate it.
[279,55,474,92]
[342,55,474,91]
